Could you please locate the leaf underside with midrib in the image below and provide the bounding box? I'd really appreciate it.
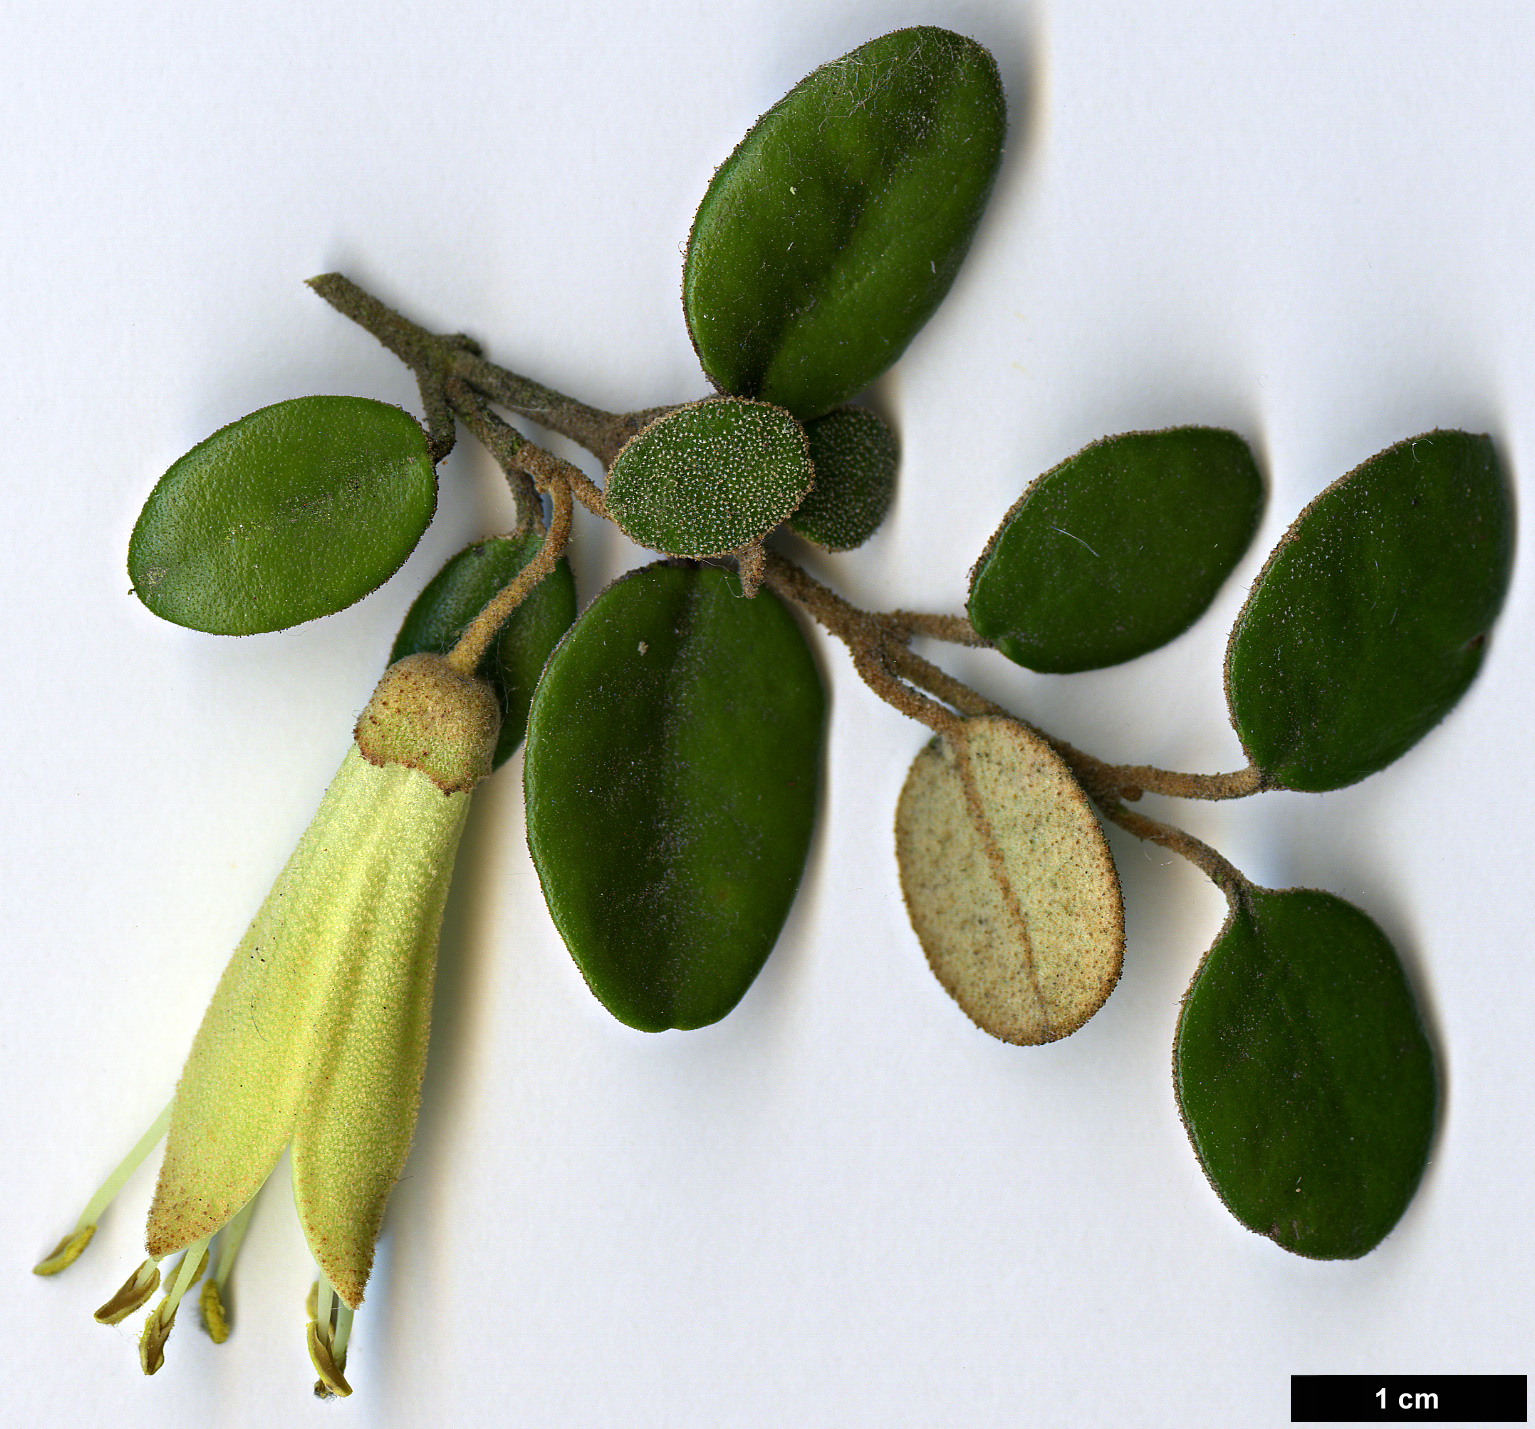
[894,716,1123,1045]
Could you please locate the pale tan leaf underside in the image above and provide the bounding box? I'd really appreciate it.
[895,717,1124,1045]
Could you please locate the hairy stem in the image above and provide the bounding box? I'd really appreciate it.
[760,551,959,736]
[307,272,441,372]
[446,350,648,467]
[445,377,541,535]
[309,272,675,469]
[1107,763,1268,800]
[520,443,608,519]
[415,371,457,463]
[1101,802,1247,896]
[314,274,1270,815]
[888,610,991,647]
[446,473,573,676]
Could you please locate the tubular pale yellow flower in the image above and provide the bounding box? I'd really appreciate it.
[36,653,499,1392]
[148,743,469,1303]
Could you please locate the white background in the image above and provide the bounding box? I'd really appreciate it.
[4,2,1531,1425]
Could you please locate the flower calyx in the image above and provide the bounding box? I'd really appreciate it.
[354,651,500,793]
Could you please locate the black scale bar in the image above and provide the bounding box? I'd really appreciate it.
[1292,1375,1526,1422]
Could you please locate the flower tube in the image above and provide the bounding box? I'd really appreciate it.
[36,652,500,1395]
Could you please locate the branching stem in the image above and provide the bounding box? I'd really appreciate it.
[445,377,542,534]
[309,272,1274,875]
[308,272,675,469]
[761,551,1261,805]
[760,551,959,736]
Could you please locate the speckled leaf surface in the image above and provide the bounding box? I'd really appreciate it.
[605,400,812,557]
[523,564,824,1032]
[894,717,1123,1045]
[128,396,436,635]
[1175,886,1436,1260]
[1226,430,1511,790]
[790,406,898,552]
[391,534,576,768]
[684,27,1006,420]
[968,428,1263,673]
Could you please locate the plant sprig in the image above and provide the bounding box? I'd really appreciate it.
[111,26,1511,1295]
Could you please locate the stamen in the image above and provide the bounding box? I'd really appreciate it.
[198,1279,228,1344]
[33,1225,96,1277]
[331,1301,355,1363]
[139,1239,209,1375]
[94,1259,160,1324]
[33,1101,173,1276]
[199,1195,257,1343]
[306,1273,353,1398]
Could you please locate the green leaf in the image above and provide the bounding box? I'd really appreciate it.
[790,407,898,552]
[895,717,1123,1045]
[128,396,436,635]
[523,563,825,1031]
[605,399,812,557]
[1226,430,1512,791]
[683,27,1006,420]
[390,534,577,769]
[1175,886,1436,1260]
[967,428,1264,673]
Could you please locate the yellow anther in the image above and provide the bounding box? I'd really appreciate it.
[94,1259,159,1325]
[137,1242,209,1375]
[199,1278,230,1343]
[306,1321,353,1398]
[140,1306,175,1375]
[32,1224,96,1276]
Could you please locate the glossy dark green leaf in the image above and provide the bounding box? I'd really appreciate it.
[605,399,812,557]
[1175,885,1436,1260]
[128,396,436,635]
[1226,430,1511,791]
[683,27,1006,420]
[790,407,898,552]
[967,428,1264,673]
[390,534,577,769]
[523,563,824,1031]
